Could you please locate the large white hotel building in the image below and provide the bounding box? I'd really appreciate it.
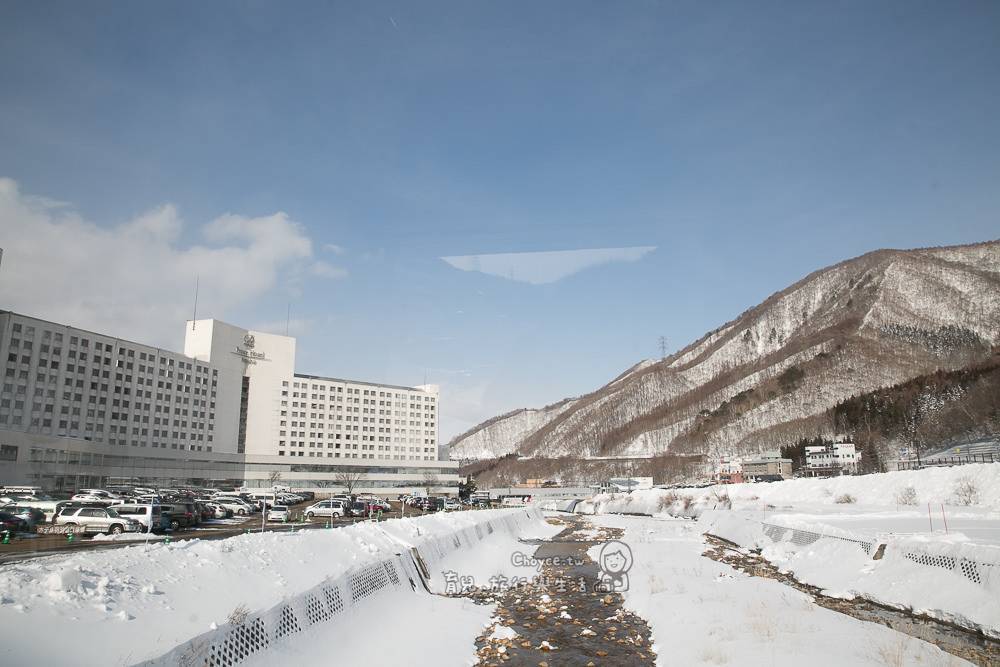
[0,310,460,494]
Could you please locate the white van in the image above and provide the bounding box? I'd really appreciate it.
[248,491,277,509]
[114,503,166,533]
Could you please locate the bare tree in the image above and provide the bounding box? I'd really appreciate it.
[267,470,283,488]
[334,470,365,496]
[422,470,437,496]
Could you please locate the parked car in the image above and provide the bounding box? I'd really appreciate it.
[54,506,142,535]
[443,498,461,511]
[303,500,349,518]
[193,502,214,522]
[0,511,28,533]
[114,503,169,533]
[160,503,198,530]
[204,503,231,519]
[348,502,368,517]
[267,506,290,522]
[294,491,315,502]
[211,497,254,516]
[2,505,47,528]
[70,492,123,506]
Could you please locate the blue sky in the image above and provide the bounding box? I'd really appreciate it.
[2,2,999,439]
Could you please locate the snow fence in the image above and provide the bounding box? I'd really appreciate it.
[699,510,1000,594]
[134,507,544,667]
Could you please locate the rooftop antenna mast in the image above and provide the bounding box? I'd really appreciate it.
[191,275,200,329]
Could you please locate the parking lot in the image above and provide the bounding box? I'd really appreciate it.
[0,494,477,565]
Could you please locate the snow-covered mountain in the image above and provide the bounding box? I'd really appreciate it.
[449,240,1000,461]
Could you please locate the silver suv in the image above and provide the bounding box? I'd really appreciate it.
[55,506,143,535]
[304,499,349,518]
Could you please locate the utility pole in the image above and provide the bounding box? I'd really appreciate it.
[191,275,199,329]
[658,336,669,360]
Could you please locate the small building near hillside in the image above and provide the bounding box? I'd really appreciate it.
[805,442,861,476]
[742,451,792,480]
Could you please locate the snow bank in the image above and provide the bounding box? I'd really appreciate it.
[762,536,1000,637]
[589,514,967,666]
[695,509,1000,637]
[0,508,543,666]
[590,463,1000,516]
[241,589,494,667]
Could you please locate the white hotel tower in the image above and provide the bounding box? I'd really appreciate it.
[0,310,459,494]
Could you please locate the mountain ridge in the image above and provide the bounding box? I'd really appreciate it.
[449,239,1000,462]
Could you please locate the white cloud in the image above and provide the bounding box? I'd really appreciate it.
[323,243,345,255]
[440,246,656,285]
[0,177,341,347]
[309,260,348,279]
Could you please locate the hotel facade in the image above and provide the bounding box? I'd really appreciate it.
[0,311,459,495]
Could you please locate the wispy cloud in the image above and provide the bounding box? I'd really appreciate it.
[440,246,656,285]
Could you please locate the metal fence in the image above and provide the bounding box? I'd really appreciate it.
[135,507,543,667]
[704,511,999,593]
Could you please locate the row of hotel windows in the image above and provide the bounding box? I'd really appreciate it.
[280,418,435,429]
[280,442,435,453]
[9,322,215,372]
[286,379,435,402]
[5,350,217,391]
[277,450,436,460]
[286,391,435,405]
[278,429,434,442]
[0,389,215,416]
[7,347,216,380]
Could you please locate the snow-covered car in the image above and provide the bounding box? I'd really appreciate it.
[303,500,349,518]
[267,506,290,522]
[220,499,255,515]
[70,492,122,506]
[55,506,142,534]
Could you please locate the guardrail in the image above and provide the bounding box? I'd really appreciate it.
[134,507,544,667]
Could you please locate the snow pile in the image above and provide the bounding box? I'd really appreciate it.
[588,463,1000,516]
[0,508,542,666]
[242,589,494,667]
[589,514,966,666]
[695,509,1000,637]
[427,514,563,594]
[761,536,1000,637]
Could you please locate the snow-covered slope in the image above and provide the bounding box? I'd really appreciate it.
[450,240,1000,460]
[448,400,576,459]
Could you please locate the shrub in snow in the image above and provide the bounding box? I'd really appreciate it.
[681,495,695,511]
[227,604,250,626]
[657,492,679,513]
[710,490,732,510]
[834,493,857,504]
[894,485,919,506]
[952,476,980,506]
